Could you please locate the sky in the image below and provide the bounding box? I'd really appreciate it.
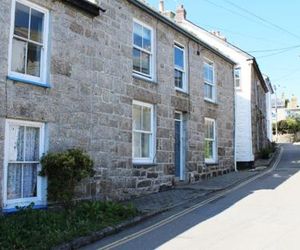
[147,0,300,101]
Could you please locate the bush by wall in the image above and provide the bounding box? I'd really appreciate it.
[40,148,95,207]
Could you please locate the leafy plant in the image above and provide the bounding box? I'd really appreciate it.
[259,147,272,159]
[40,149,95,207]
[0,201,138,249]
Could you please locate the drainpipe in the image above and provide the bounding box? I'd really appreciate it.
[233,67,238,172]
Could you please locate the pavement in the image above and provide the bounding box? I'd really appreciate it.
[128,149,279,215]
[83,143,300,250]
[72,149,280,250]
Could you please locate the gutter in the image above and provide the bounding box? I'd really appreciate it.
[127,0,235,66]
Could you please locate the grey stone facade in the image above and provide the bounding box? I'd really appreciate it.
[0,0,235,208]
[251,67,269,158]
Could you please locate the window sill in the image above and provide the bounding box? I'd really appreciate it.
[133,73,157,84]
[204,98,218,105]
[175,88,189,96]
[133,162,157,168]
[2,205,47,214]
[7,76,51,88]
[205,161,218,166]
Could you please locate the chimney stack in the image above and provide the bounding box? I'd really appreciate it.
[175,4,186,23]
[211,31,227,42]
[159,0,165,13]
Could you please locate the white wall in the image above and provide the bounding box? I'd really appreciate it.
[235,62,254,162]
[265,91,273,141]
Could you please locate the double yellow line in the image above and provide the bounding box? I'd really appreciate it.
[99,147,283,250]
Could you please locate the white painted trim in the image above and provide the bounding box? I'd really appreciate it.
[8,0,49,85]
[3,119,46,208]
[203,59,216,102]
[132,100,155,164]
[132,19,155,81]
[174,42,188,93]
[204,118,217,163]
[175,111,185,180]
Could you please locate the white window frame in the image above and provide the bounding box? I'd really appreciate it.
[3,119,45,208]
[8,0,49,85]
[132,100,155,164]
[132,19,155,81]
[204,59,216,102]
[204,118,217,163]
[174,43,187,92]
[234,67,241,89]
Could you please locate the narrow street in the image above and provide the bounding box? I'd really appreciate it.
[84,143,300,250]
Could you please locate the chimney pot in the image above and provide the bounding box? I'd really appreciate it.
[175,4,187,23]
[159,0,165,13]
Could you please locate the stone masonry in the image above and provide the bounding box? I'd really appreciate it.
[251,67,269,158]
[0,0,235,207]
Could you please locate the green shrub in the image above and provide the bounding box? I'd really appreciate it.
[0,201,138,249]
[270,142,277,153]
[40,149,95,207]
[259,147,272,159]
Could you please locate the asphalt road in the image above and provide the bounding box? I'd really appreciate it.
[83,143,300,250]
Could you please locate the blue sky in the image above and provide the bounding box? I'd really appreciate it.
[147,0,300,101]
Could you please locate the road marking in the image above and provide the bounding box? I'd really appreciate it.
[98,147,283,250]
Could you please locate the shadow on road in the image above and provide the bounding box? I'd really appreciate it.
[82,143,300,250]
[115,143,300,250]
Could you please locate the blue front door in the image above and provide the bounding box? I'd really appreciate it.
[175,113,182,179]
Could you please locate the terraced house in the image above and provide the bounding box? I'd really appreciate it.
[0,0,235,211]
[176,6,272,167]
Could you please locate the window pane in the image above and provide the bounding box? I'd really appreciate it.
[141,52,150,75]
[30,9,44,43]
[142,106,151,131]
[175,47,184,69]
[133,104,142,130]
[133,48,141,72]
[205,83,213,99]
[175,69,183,89]
[234,68,240,79]
[205,120,214,139]
[141,133,150,158]
[143,27,151,51]
[11,38,26,74]
[175,113,181,120]
[133,22,143,47]
[235,68,241,87]
[14,2,30,38]
[209,67,213,82]
[25,127,40,161]
[23,163,38,198]
[133,132,141,158]
[9,125,25,161]
[7,163,22,200]
[27,43,41,77]
[204,63,213,83]
[205,141,213,159]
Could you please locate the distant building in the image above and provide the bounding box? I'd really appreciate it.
[288,95,298,109]
[264,76,274,142]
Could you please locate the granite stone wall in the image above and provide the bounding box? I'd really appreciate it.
[251,68,269,158]
[0,0,235,206]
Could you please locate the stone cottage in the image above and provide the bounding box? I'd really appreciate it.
[176,5,271,167]
[0,0,235,211]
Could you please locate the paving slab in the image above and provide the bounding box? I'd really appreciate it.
[128,169,263,215]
